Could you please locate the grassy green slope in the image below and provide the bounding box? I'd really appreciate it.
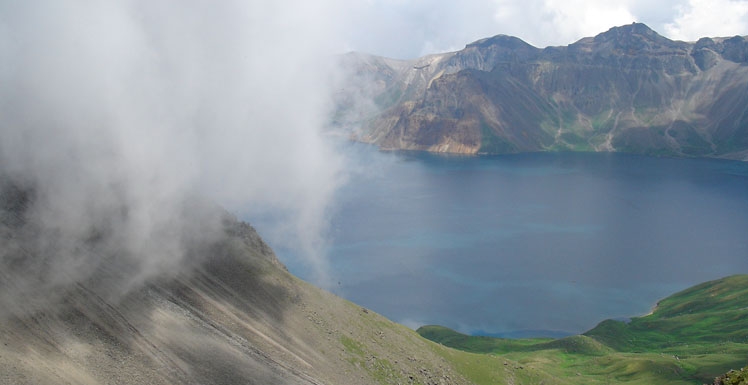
[418,275,748,384]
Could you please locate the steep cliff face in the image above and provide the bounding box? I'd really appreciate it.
[336,23,748,159]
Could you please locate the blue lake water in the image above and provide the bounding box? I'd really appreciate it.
[268,148,748,337]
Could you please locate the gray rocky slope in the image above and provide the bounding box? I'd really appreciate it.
[335,23,748,159]
[0,181,474,385]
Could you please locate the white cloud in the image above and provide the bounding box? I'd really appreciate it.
[338,0,748,58]
[0,0,350,305]
[492,0,637,47]
[543,0,638,41]
[665,0,748,40]
[339,0,507,58]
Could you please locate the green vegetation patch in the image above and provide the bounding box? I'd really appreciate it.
[652,275,748,319]
[419,275,748,384]
[339,334,408,385]
[340,335,366,358]
[418,325,551,354]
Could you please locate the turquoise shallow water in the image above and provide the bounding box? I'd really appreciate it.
[266,148,748,337]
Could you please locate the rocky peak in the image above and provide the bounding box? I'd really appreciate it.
[584,22,686,55]
[694,37,717,50]
[721,35,748,63]
[466,34,537,51]
[595,23,659,40]
[449,34,540,71]
[692,35,748,70]
[564,22,695,73]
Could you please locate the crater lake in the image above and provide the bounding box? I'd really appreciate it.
[261,147,748,337]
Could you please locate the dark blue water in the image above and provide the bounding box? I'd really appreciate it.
[274,148,748,337]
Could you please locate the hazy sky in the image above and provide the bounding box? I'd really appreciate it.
[341,0,748,58]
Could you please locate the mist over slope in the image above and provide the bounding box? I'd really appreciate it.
[0,0,347,293]
[0,183,477,385]
[336,23,748,159]
[0,3,428,382]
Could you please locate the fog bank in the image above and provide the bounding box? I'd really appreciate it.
[0,0,348,312]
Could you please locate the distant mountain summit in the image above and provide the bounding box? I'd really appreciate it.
[334,23,748,160]
[589,22,676,49]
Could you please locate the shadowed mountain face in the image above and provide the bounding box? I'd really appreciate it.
[335,23,748,159]
[0,180,471,385]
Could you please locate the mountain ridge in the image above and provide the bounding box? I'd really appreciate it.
[334,23,748,160]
